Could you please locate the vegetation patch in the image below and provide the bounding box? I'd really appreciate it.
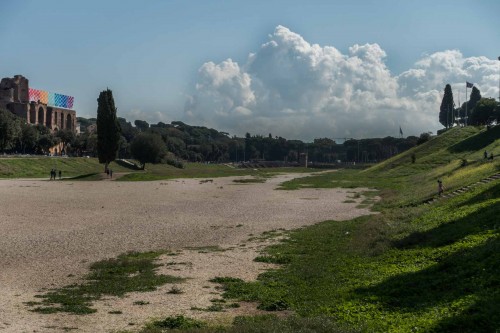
[233,177,266,184]
[142,315,206,331]
[185,245,226,253]
[28,251,184,314]
[201,128,500,332]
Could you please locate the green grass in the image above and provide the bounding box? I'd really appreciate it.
[202,126,500,332]
[232,177,267,184]
[0,157,132,179]
[118,164,312,181]
[0,156,313,180]
[27,251,184,314]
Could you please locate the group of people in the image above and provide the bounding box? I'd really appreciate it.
[49,169,61,180]
[484,151,495,160]
[106,168,113,178]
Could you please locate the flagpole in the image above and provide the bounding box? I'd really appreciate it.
[465,83,468,126]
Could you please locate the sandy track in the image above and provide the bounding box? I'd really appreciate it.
[0,173,375,332]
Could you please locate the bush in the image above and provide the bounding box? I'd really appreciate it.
[166,158,184,169]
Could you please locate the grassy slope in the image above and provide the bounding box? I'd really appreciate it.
[0,157,312,180]
[209,126,500,333]
[0,157,131,179]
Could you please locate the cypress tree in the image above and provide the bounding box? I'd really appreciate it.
[96,89,121,171]
[468,86,482,110]
[439,84,455,128]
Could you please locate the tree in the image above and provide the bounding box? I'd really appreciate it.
[96,89,121,171]
[19,124,38,153]
[0,109,21,152]
[134,119,149,131]
[465,86,482,124]
[56,129,76,155]
[130,132,166,169]
[417,132,432,145]
[470,98,497,125]
[439,84,455,128]
[469,86,482,109]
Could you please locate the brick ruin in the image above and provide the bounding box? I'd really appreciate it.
[0,75,77,132]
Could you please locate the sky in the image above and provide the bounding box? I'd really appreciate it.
[1,0,499,140]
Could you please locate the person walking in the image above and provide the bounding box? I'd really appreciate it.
[59,170,62,180]
[438,180,445,197]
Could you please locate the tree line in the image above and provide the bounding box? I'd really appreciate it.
[439,84,500,128]
[1,88,438,168]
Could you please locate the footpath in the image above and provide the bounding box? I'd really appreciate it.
[424,172,500,205]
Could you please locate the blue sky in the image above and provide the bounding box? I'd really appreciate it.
[1,0,499,139]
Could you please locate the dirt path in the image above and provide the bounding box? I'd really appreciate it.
[0,173,376,332]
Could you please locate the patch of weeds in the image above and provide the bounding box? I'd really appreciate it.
[210,277,244,284]
[226,302,240,308]
[257,299,289,311]
[233,177,266,184]
[248,229,286,242]
[232,314,279,325]
[108,310,123,314]
[30,251,185,314]
[343,200,356,203]
[133,301,150,305]
[191,304,225,312]
[254,254,292,264]
[144,315,206,330]
[356,204,370,209]
[186,245,226,253]
[166,261,192,267]
[167,286,183,294]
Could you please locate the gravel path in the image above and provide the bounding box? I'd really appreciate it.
[0,172,375,332]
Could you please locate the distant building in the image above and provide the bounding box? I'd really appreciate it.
[0,75,77,132]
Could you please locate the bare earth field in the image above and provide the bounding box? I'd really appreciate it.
[0,173,375,332]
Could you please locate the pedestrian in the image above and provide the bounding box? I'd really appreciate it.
[59,170,62,180]
[109,169,113,178]
[438,180,445,197]
[49,169,53,180]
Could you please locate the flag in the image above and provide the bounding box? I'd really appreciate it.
[399,126,403,136]
[466,81,474,88]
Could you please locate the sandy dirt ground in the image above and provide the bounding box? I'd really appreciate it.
[0,172,376,332]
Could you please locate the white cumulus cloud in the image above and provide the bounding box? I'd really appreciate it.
[185,26,499,140]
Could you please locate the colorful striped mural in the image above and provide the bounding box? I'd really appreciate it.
[28,88,74,109]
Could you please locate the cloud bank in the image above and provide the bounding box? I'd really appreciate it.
[185,25,499,140]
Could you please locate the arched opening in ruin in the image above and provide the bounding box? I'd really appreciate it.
[38,107,44,126]
[29,107,36,124]
[66,114,72,131]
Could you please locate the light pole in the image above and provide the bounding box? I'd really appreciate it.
[498,56,500,102]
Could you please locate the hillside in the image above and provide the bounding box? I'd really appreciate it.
[205,126,500,333]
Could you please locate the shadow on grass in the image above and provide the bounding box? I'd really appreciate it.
[66,173,100,180]
[393,184,500,249]
[357,237,500,331]
[394,198,499,249]
[457,182,500,207]
[448,125,500,153]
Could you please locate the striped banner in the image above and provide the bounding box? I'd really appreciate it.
[29,88,74,109]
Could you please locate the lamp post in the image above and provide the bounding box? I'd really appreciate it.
[498,56,500,102]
